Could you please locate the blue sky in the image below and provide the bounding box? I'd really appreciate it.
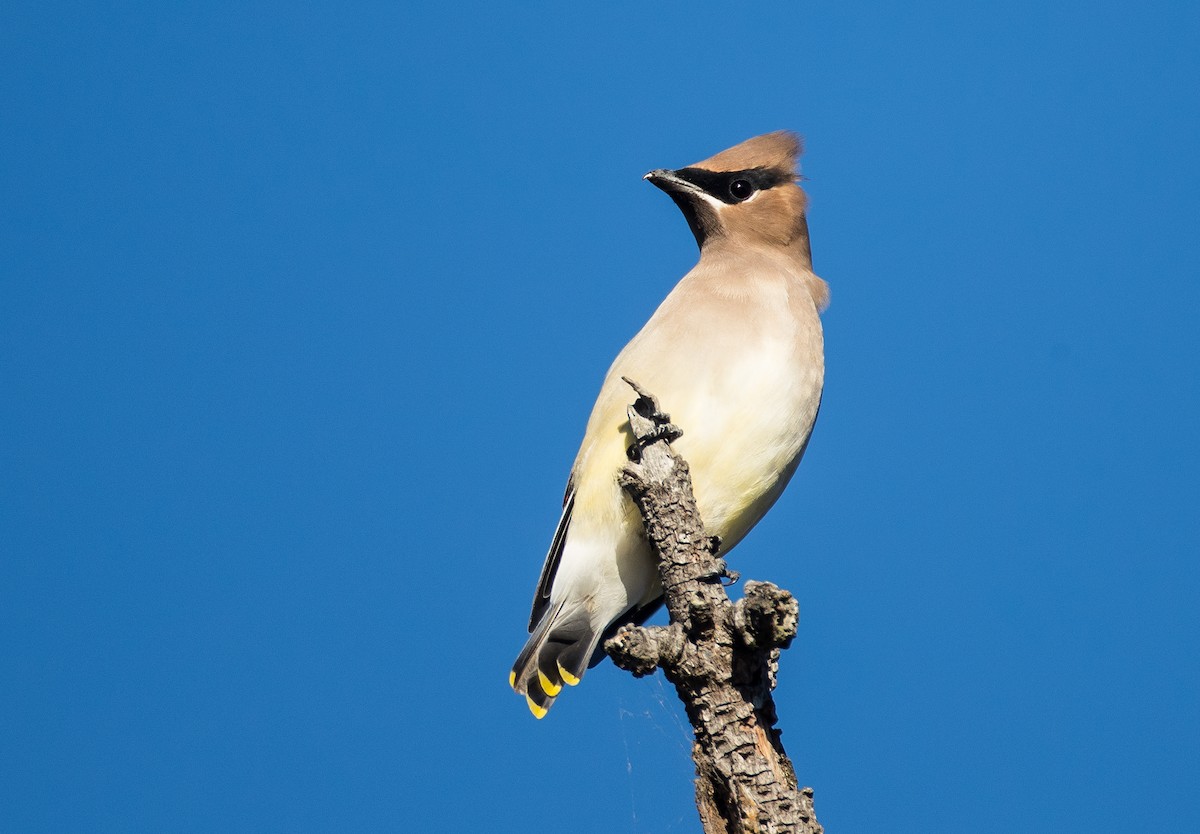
[3,1,1198,831]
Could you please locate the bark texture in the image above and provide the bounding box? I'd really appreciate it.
[605,378,823,834]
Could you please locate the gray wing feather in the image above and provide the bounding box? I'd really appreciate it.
[527,482,575,631]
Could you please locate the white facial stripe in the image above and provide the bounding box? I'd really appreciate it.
[692,190,727,211]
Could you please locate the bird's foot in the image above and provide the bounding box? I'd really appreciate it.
[622,377,683,461]
[626,422,684,461]
[688,557,739,586]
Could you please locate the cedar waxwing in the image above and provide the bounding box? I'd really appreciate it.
[511,132,829,718]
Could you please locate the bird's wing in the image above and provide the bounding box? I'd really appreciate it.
[527,478,575,631]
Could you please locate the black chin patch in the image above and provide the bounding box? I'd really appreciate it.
[666,190,720,249]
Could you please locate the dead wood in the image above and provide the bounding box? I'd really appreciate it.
[605,378,823,834]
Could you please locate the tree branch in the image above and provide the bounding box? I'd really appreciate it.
[605,378,823,834]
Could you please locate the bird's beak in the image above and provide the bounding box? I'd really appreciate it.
[644,168,701,196]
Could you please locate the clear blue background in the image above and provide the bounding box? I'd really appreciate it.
[3,2,1198,831]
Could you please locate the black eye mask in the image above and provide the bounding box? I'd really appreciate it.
[671,166,793,204]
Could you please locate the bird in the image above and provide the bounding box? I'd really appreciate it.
[510,131,829,718]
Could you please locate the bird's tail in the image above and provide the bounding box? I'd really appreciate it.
[509,601,601,719]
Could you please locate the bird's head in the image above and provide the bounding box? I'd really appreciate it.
[645,131,810,256]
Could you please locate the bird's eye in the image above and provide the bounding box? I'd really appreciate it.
[729,179,755,201]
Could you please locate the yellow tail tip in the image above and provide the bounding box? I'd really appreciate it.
[537,670,562,697]
[508,670,516,689]
[525,694,548,720]
[558,662,580,686]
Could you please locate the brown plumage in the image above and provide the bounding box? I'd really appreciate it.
[691,130,804,174]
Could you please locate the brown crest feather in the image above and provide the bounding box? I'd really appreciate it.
[690,130,803,175]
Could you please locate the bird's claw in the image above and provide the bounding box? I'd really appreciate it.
[625,421,684,461]
[623,377,684,461]
[691,557,738,586]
